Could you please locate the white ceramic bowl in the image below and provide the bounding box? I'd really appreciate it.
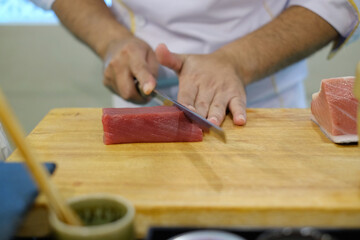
[169,230,247,240]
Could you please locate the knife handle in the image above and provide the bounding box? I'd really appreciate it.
[134,78,157,99]
[133,78,149,98]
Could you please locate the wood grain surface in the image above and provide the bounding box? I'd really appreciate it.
[8,108,360,238]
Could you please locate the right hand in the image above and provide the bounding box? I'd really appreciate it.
[103,37,158,104]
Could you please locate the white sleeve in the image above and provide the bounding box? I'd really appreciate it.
[29,0,56,10]
[288,0,359,38]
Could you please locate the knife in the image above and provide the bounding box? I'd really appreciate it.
[134,80,227,143]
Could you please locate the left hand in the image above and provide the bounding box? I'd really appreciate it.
[155,43,247,126]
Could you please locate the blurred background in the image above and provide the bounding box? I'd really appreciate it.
[1,0,360,135]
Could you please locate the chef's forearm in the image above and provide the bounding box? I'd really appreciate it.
[217,6,338,86]
[52,0,133,59]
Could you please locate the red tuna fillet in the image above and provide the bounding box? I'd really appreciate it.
[102,106,203,144]
[311,76,358,143]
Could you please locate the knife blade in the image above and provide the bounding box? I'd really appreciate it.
[134,79,227,143]
[151,89,227,143]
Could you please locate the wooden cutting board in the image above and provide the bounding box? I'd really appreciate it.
[8,108,360,238]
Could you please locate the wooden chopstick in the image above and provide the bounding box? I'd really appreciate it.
[0,88,82,226]
[356,62,360,146]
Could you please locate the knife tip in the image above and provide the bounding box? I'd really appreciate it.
[209,127,227,143]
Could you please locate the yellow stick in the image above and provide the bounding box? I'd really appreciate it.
[0,88,82,225]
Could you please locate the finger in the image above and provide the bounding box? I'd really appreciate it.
[104,66,146,103]
[140,50,159,95]
[103,58,128,95]
[129,60,157,95]
[194,87,214,118]
[103,77,117,95]
[126,46,157,95]
[228,96,247,126]
[155,43,184,73]
[103,64,120,94]
[207,94,228,126]
[116,71,147,103]
[177,76,198,109]
[146,50,159,77]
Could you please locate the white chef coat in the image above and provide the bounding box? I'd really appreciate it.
[31,0,359,108]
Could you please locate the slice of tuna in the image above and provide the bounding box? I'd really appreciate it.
[311,76,358,143]
[102,106,203,144]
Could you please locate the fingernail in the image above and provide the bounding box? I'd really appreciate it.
[235,115,246,125]
[187,105,196,111]
[143,83,153,95]
[209,117,218,125]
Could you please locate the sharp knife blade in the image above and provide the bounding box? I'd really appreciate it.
[134,78,226,142]
[151,89,227,143]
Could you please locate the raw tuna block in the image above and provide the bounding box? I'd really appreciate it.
[311,76,358,143]
[102,106,203,144]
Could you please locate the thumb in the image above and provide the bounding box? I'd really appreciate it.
[155,43,184,73]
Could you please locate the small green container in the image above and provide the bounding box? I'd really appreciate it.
[49,193,135,240]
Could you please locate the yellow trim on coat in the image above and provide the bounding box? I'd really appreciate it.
[116,0,136,33]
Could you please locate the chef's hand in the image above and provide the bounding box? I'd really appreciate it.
[103,37,158,103]
[155,43,246,126]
